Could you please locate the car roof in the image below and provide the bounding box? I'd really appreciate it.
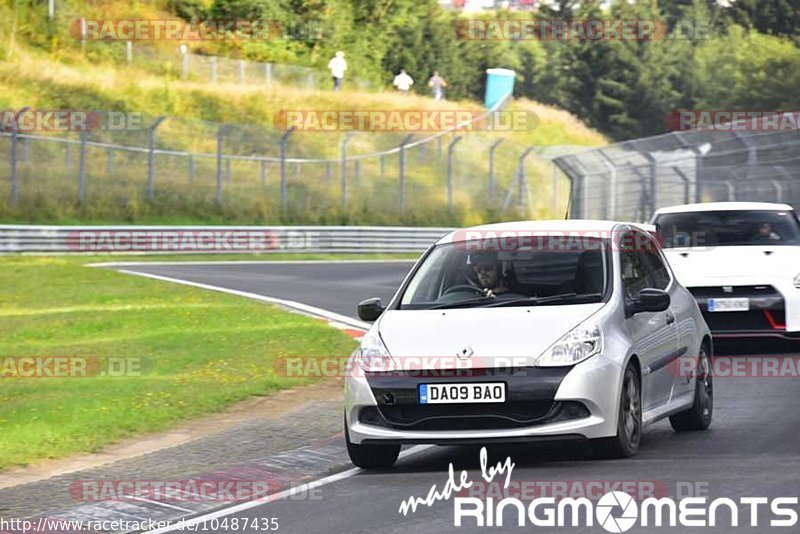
[653,202,794,216]
[436,219,640,245]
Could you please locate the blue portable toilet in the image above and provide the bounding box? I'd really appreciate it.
[484,68,516,110]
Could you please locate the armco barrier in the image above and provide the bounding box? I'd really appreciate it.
[0,225,453,254]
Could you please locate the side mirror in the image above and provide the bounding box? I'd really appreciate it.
[357,297,384,322]
[628,288,670,316]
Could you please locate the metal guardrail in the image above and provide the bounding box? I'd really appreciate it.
[0,225,453,254]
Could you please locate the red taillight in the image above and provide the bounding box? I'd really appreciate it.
[763,310,786,330]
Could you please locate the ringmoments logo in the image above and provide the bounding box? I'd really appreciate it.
[397,447,799,530]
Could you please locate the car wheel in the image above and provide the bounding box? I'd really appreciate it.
[595,362,641,458]
[669,344,713,432]
[344,416,400,469]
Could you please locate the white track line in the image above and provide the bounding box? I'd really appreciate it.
[111,262,430,534]
[139,445,435,534]
[113,269,370,331]
[89,259,415,267]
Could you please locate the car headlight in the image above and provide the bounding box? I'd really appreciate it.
[535,324,603,367]
[355,329,396,372]
[794,272,800,289]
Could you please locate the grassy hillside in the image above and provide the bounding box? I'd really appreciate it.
[0,29,606,225]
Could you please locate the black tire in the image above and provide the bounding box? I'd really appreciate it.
[594,361,642,459]
[669,344,713,432]
[344,417,400,469]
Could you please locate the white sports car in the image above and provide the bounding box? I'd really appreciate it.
[651,202,800,339]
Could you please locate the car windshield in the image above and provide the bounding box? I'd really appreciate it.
[399,237,609,310]
[655,210,800,248]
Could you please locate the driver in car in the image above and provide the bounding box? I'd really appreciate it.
[469,251,511,296]
[753,222,781,242]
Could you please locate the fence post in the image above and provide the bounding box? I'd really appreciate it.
[80,18,86,54]
[21,137,30,163]
[216,124,231,204]
[341,132,354,211]
[9,128,18,206]
[354,160,361,187]
[188,154,195,183]
[9,107,29,205]
[237,60,245,84]
[180,45,189,79]
[147,116,167,202]
[126,41,133,64]
[399,134,414,214]
[265,63,272,85]
[597,149,617,220]
[260,160,267,188]
[642,152,657,220]
[515,147,535,216]
[488,138,504,203]
[106,148,114,179]
[280,127,295,213]
[65,144,73,169]
[446,136,463,213]
[210,57,218,83]
[78,129,87,205]
[672,166,691,205]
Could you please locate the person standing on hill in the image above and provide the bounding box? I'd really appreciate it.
[428,71,448,100]
[328,51,347,91]
[393,69,414,93]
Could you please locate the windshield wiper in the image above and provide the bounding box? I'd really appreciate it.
[485,292,603,308]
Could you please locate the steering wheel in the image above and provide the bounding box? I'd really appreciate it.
[442,284,485,296]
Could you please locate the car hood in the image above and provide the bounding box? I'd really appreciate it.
[377,303,605,368]
[663,245,800,286]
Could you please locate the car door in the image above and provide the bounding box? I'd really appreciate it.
[641,241,698,400]
[619,230,679,411]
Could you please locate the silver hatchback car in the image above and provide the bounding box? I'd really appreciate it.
[345,220,713,468]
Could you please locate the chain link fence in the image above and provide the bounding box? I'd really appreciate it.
[0,104,585,224]
[554,122,800,222]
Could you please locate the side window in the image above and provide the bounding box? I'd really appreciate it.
[642,247,671,290]
[619,240,649,300]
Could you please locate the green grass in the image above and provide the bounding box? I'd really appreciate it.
[0,46,605,226]
[0,255,367,470]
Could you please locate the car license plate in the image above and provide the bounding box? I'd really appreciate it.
[708,298,749,312]
[418,382,505,404]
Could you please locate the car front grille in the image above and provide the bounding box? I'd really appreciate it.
[358,401,589,431]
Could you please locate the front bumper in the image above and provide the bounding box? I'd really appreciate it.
[688,285,800,338]
[344,355,621,445]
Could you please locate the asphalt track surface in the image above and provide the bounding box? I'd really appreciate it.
[112,261,414,319]
[112,261,800,534]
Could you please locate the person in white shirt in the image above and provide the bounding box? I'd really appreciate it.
[393,69,414,93]
[328,51,347,91]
